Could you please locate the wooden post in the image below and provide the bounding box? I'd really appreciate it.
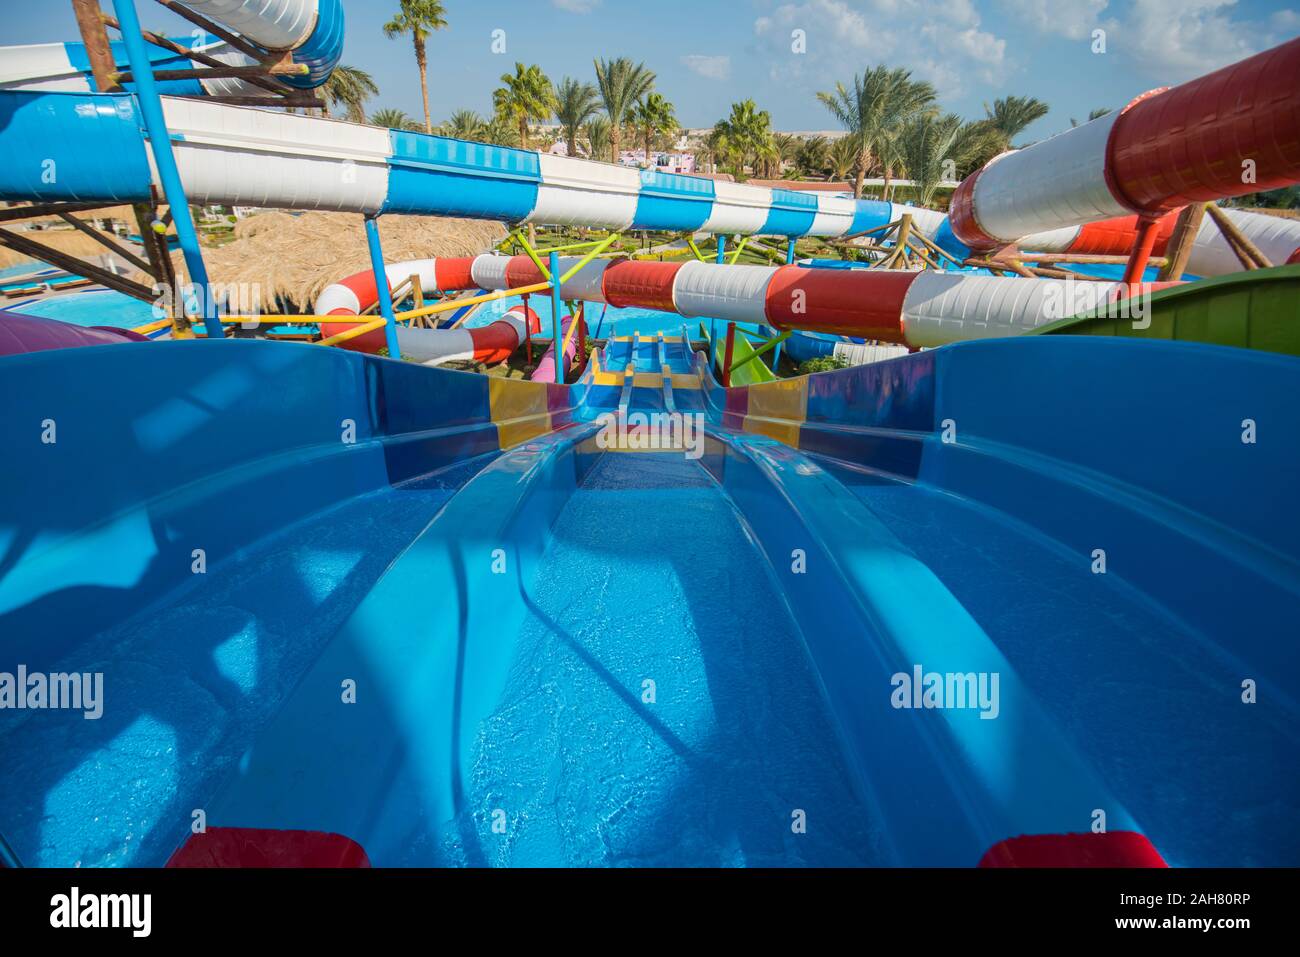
[1157,203,1206,281]
[892,214,913,269]
[0,228,156,302]
[410,274,424,327]
[72,0,121,91]
[1205,203,1273,269]
[57,212,152,273]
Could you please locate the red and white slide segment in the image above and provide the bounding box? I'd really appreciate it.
[319,254,1175,360]
[950,37,1300,252]
[316,258,538,364]
[1017,206,1300,277]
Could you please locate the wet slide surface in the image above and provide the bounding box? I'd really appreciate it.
[821,458,1299,867]
[0,455,494,867]
[423,451,880,866]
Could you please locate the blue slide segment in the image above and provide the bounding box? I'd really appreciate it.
[280,0,345,89]
[63,37,203,96]
[2,334,1295,866]
[0,92,153,202]
[383,130,542,219]
[0,86,945,238]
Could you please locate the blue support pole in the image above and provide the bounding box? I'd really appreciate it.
[364,214,401,359]
[774,238,796,370]
[709,235,727,369]
[551,250,563,384]
[111,0,222,340]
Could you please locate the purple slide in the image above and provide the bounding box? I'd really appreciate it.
[0,309,148,358]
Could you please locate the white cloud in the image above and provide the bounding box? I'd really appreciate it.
[750,0,1010,96]
[680,55,732,81]
[998,0,1109,41]
[1114,1,1257,80]
[552,0,601,12]
[1011,0,1290,83]
[1270,9,1300,32]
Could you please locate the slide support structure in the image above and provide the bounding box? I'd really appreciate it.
[721,322,737,388]
[550,250,563,384]
[710,235,726,368]
[364,214,401,360]
[111,0,223,340]
[1123,215,1165,286]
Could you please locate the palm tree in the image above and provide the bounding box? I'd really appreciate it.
[711,99,775,180]
[772,133,800,177]
[633,93,678,166]
[383,0,448,134]
[321,65,378,122]
[828,136,858,182]
[483,113,521,147]
[817,67,936,197]
[370,107,422,131]
[895,113,994,207]
[555,77,601,158]
[1070,107,1112,128]
[441,109,487,141]
[983,95,1050,149]
[492,63,557,150]
[583,116,611,161]
[796,135,830,177]
[593,57,656,162]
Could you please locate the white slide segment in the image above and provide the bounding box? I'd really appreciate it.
[179,0,319,51]
[157,97,392,212]
[972,115,1126,242]
[899,272,1127,348]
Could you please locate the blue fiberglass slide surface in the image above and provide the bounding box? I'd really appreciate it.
[817,461,1299,867]
[199,443,880,867]
[427,451,879,866]
[0,455,494,867]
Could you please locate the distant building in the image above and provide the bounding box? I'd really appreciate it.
[617,150,696,174]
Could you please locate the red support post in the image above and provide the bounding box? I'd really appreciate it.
[721,322,737,388]
[1122,215,1163,286]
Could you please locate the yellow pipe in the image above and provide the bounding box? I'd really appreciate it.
[396,280,553,322]
[317,315,388,348]
[559,233,620,284]
[537,239,604,254]
[516,231,552,281]
[727,236,751,265]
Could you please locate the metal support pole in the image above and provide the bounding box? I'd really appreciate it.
[776,239,794,366]
[364,214,401,359]
[551,250,563,384]
[709,235,726,369]
[111,0,222,340]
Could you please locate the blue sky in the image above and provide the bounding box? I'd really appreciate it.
[10,1,1299,141]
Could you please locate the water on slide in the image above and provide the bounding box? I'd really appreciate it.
[418,451,882,866]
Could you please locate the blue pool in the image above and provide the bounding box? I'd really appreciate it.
[11,289,160,330]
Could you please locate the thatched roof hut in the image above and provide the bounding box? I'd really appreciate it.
[133,211,508,313]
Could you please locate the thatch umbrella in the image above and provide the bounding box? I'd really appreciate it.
[132,211,508,313]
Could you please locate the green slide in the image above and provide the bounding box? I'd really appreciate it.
[701,322,779,385]
[1035,263,1300,357]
